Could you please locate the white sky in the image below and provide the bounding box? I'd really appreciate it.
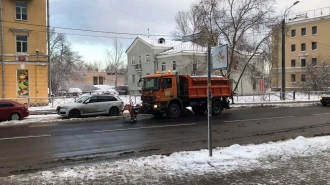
[49,0,330,65]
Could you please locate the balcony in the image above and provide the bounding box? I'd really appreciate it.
[135,63,142,72]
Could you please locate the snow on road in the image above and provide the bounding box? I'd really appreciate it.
[1,135,329,184]
[0,102,319,127]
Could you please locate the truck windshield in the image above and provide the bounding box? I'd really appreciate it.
[325,88,330,94]
[142,77,160,91]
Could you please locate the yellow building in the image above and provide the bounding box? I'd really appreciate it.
[0,0,48,99]
[271,12,330,91]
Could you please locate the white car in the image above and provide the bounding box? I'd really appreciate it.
[57,94,124,118]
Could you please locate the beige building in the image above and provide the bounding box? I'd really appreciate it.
[70,71,125,87]
[271,12,330,91]
[0,0,48,99]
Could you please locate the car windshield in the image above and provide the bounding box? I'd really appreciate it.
[325,88,330,94]
[142,77,160,91]
[75,96,90,103]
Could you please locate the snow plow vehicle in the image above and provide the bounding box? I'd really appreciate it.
[125,71,233,122]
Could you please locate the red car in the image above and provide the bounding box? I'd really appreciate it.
[0,100,29,121]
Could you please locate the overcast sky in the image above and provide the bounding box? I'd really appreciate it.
[49,0,330,66]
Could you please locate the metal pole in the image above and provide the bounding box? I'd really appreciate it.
[281,19,285,100]
[207,45,212,157]
[0,0,5,98]
[47,0,51,97]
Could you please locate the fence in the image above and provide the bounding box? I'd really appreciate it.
[1,91,322,109]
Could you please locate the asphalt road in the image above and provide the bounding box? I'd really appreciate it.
[0,105,330,177]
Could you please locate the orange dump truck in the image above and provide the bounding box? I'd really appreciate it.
[128,71,233,122]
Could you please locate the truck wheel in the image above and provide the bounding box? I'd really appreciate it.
[212,100,222,116]
[153,111,163,118]
[166,103,181,118]
[322,103,327,106]
[192,106,206,116]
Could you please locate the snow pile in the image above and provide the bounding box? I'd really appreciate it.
[2,136,330,183]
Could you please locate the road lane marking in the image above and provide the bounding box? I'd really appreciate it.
[0,135,51,141]
[313,113,330,116]
[94,123,196,133]
[224,116,295,123]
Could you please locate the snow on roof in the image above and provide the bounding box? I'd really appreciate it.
[157,41,207,56]
[138,37,182,48]
[93,85,115,90]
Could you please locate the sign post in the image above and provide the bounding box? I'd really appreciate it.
[208,44,229,157]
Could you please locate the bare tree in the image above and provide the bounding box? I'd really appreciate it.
[179,0,279,92]
[105,38,125,87]
[49,29,85,94]
[298,56,330,91]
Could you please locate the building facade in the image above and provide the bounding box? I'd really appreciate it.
[126,37,265,95]
[271,11,330,91]
[0,0,48,99]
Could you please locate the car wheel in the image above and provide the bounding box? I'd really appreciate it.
[10,113,21,121]
[68,109,81,118]
[109,107,120,116]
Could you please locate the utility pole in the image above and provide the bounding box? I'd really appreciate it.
[281,1,300,100]
[207,45,212,157]
[0,0,5,98]
[47,0,51,96]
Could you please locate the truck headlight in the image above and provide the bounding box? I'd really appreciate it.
[153,104,158,109]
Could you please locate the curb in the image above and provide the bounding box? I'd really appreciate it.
[232,100,319,106]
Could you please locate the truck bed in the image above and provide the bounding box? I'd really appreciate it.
[179,75,232,99]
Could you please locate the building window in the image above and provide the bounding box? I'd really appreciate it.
[301,43,306,51]
[131,75,135,83]
[312,42,317,50]
[93,77,98,85]
[291,44,295,52]
[131,56,135,65]
[301,58,306,67]
[16,1,27,20]
[135,56,141,69]
[312,58,317,66]
[162,62,166,71]
[291,74,296,82]
[16,35,27,53]
[252,81,256,90]
[301,74,306,82]
[139,56,141,64]
[291,29,296,37]
[98,77,103,85]
[291,59,296,67]
[312,26,317,35]
[146,55,150,63]
[139,74,142,80]
[173,61,176,70]
[301,28,306,36]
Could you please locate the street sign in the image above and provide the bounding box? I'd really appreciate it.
[212,44,228,70]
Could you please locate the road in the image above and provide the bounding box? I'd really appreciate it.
[0,105,330,177]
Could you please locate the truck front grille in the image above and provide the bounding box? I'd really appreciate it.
[141,96,156,103]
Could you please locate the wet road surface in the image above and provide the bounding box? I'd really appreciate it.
[0,105,330,177]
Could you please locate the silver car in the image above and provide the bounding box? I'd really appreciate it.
[57,94,124,118]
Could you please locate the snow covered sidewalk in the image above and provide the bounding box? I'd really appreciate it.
[1,135,330,184]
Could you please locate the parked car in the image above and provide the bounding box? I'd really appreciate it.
[56,94,124,118]
[0,100,29,121]
[320,87,330,106]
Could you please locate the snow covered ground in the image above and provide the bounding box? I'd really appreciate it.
[1,135,329,184]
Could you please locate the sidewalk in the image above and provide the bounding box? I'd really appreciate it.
[1,136,330,184]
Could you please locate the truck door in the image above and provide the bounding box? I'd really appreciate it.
[160,77,177,101]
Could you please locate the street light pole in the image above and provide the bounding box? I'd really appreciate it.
[281,1,300,100]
